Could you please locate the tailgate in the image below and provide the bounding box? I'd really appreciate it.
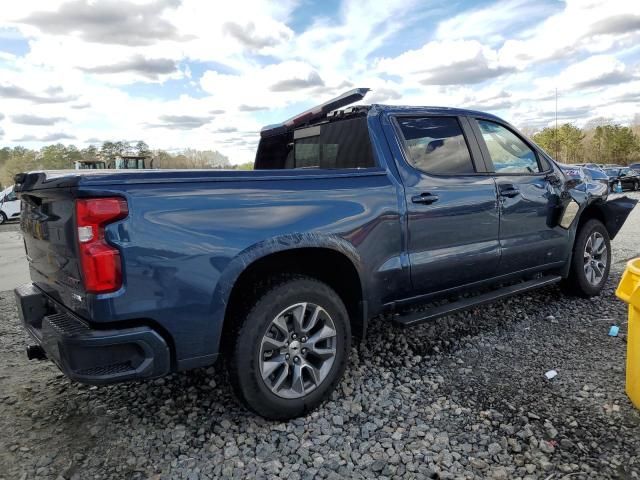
[19,186,83,309]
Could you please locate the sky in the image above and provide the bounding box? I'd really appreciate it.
[0,0,639,164]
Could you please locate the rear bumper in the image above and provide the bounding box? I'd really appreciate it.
[14,283,171,385]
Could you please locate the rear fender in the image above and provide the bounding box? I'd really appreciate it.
[210,233,367,344]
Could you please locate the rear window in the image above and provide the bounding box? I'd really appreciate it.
[255,116,375,170]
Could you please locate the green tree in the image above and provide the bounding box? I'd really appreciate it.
[532,127,561,159]
[532,124,584,163]
[0,147,11,170]
[100,141,128,167]
[40,144,82,169]
[1,148,38,187]
[558,124,585,164]
[234,161,254,170]
[135,140,151,157]
[81,145,99,161]
[589,125,639,164]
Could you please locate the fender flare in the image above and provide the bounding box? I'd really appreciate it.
[210,232,367,337]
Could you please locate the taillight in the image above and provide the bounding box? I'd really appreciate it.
[75,197,128,293]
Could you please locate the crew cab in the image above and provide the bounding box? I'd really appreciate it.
[13,89,637,419]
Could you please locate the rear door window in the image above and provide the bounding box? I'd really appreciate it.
[397,117,475,175]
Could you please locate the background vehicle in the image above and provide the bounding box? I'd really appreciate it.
[75,155,151,170]
[13,89,637,419]
[0,185,20,224]
[583,166,611,192]
[604,167,640,191]
[75,160,107,170]
[113,154,150,169]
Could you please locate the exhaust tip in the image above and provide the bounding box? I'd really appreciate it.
[26,345,47,361]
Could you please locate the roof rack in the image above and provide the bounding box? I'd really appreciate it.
[260,88,370,138]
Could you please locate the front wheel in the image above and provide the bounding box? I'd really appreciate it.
[562,219,611,297]
[0,212,6,225]
[228,275,351,419]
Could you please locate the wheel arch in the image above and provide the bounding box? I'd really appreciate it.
[214,234,368,352]
[561,197,635,278]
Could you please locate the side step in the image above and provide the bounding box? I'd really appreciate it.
[393,275,562,328]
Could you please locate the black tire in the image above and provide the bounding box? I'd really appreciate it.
[562,219,611,297]
[0,212,6,225]
[634,181,639,191]
[228,275,351,419]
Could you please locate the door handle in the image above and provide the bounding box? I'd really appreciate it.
[499,185,520,198]
[411,193,439,205]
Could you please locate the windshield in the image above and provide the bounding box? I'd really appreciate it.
[604,168,619,176]
[1,186,16,202]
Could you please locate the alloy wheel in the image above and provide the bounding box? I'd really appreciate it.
[583,231,608,286]
[259,302,337,399]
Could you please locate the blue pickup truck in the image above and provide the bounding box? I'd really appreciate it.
[13,89,636,419]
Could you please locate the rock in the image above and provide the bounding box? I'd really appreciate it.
[539,440,555,454]
[470,458,489,470]
[224,445,240,459]
[490,466,509,479]
[487,442,502,455]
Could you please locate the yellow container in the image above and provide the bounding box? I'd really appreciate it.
[616,258,640,409]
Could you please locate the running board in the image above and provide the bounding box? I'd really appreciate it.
[392,275,562,328]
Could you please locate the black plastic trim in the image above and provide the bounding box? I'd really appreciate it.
[14,283,170,385]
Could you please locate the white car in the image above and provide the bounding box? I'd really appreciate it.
[0,185,20,224]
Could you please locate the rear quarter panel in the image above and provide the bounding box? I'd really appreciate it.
[85,173,402,367]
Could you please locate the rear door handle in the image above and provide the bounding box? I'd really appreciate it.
[411,193,439,205]
[499,185,520,198]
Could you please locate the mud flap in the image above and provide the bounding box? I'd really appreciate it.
[602,196,638,240]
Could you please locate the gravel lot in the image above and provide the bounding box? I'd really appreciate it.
[1,193,639,480]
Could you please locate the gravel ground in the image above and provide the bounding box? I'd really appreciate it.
[1,192,639,480]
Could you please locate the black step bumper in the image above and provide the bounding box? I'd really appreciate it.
[14,283,171,385]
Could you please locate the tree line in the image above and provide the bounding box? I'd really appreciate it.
[0,141,254,188]
[528,118,640,165]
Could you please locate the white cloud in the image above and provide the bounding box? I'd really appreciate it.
[0,0,638,163]
[376,40,511,85]
[436,0,553,45]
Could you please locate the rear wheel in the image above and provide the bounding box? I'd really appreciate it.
[0,212,6,225]
[562,219,611,297]
[634,181,639,191]
[228,275,351,419]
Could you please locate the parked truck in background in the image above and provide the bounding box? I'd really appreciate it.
[13,89,637,419]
